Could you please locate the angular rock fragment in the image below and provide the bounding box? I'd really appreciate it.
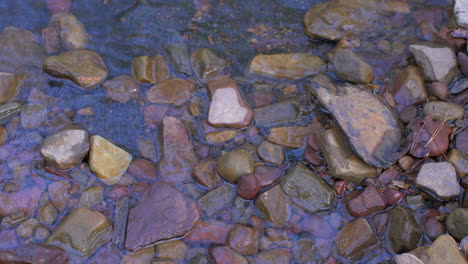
[191,48,226,81]
[49,13,88,50]
[409,43,458,84]
[416,162,460,200]
[40,129,89,170]
[446,208,468,241]
[164,43,192,75]
[388,205,422,253]
[336,218,378,260]
[391,66,427,105]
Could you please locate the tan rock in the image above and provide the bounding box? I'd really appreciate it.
[146,79,195,106]
[257,141,285,165]
[155,240,187,260]
[0,126,7,145]
[333,49,374,84]
[217,149,254,183]
[207,75,253,128]
[49,13,88,50]
[423,101,464,121]
[267,123,322,149]
[206,130,236,144]
[89,135,132,185]
[448,149,468,178]
[316,127,378,185]
[0,72,22,104]
[132,55,170,84]
[191,48,226,81]
[46,207,112,257]
[102,75,139,103]
[423,235,467,264]
[255,185,291,226]
[395,253,424,264]
[336,218,378,259]
[248,53,326,80]
[43,50,108,89]
[122,247,155,264]
[385,1,410,13]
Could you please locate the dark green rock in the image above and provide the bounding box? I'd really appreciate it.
[387,205,422,253]
[280,163,334,213]
[446,208,468,241]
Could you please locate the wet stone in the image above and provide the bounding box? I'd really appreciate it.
[147,79,195,106]
[132,55,170,84]
[16,218,39,238]
[345,186,386,217]
[428,82,448,100]
[310,75,402,168]
[48,180,71,212]
[391,66,427,105]
[89,244,123,264]
[164,43,192,75]
[210,246,247,264]
[394,253,424,264]
[46,207,112,257]
[255,185,291,226]
[0,101,22,123]
[333,49,374,84]
[102,75,139,103]
[253,165,283,187]
[122,247,154,264]
[254,99,301,127]
[388,205,422,253]
[89,135,132,185]
[43,49,108,89]
[0,126,6,144]
[112,196,129,248]
[0,244,69,264]
[39,201,58,225]
[0,186,41,217]
[237,174,260,200]
[20,103,47,129]
[191,48,226,81]
[206,130,236,144]
[316,127,378,185]
[155,240,188,260]
[49,13,88,50]
[454,0,468,29]
[446,208,468,241]
[422,101,464,121]
[281,163,334,213]
[78,185,104,208]
[192,159,219,189]
[268,123,322,149]
[409,43,458,84]
[40,129,89,170]
[216,148,254,183]
[293,239,315,263]
[448,149,468,178]
[198,184,236,218]
[185,220,233,244]
[125,182,200,250]
[255,248,291,264]
[227,225,259,255]
[336,218,378,260]
[248,53,326,80]
[416,162,460,200]
[0,72,22,104]
[189,255,213,264]
[128,158,158,182]
[207,75,253,129]
[257,141,285,165]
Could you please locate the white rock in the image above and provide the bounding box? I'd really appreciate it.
[416,162,460,200]
[394,253,424,264]
[454,0,468,29]
[40,129,89,170]
[409,44,458,84]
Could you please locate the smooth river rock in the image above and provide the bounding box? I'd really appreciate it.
[446,208,468,241]
[43,50,108,89]
[216,148,254,183]
[310,75,402,168]
[422,234,468,264]
[207,75,253,128]
[336,218,378,260]
[191,48,226,81]
[125,182,200,250]
[46,207,112,257]
[416,162,460,200]
[40,129,89,170]
[391,66,427,106]
[248,53,326,80]
[253,99,301,127]
[267,122,323,149]
[422,101,464,121]
[147,78,195,106]
[132,55,170,84]
[281,163,334,213]
[316,127,378,185]
[89,135,132,185]
[102,75,139,103]
[0,72,22,104]
[409,43,458,84]
[333,49,374,84]
[255,185,291,226]
[388,205,422,253]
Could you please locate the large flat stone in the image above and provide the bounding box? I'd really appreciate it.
[310,75,402,168]
[125,182,200,250]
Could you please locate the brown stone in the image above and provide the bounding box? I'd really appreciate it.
[398,155,414,171]
[333,49,374,84]
[43,50,108,89]
[255,185,291,226]
[424,217,445,241]
[268,123,322,149]
[147,79,195,106]
[209,246,247,264]
[206,130,237,144]
[216,148,254,183]
[40,26,60,54]
[192,159,219,189]
[345,186,386,217]
[257,141,285,165]
[448,149,468,178]
[237,174,260,200]
[254,165,284,188]
[49,13,88,50]
[48,180,71,212]
[248,53,326,80]
[0,244,69,264]
[190,48,226,81]
[128,158,158,181]
[102,75,139,103]
[391,66,427,105]
[304,147,323,166]
[39,202,58,225]
[383,189,404,206]
[132,55,170,84]
[255,248,291,264]
[0,126,7,145]
[227,225,259,255]
[198,184,236,218]
[155,240,187,260]
[207,75,253,128]
[423,101,464,121]
[0,72,22,104]
[336,218,378,260]
[40,129,89,170]
[185,220,233,244]
[78,185,104,208]
[125,182,200,250]
[0,186,41,217]
[428,82,448,100]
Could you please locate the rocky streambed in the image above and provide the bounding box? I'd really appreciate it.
[0,0,467,263]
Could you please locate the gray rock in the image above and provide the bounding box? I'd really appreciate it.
[20,103,47,129]
[409,43,458,84]
[333,49,374,84]
[454,0,468,29]
[281,163,334,213]
[254,100,300,127]
[388,205,422,253]
[416,162,460,200]
[446,208,468,241]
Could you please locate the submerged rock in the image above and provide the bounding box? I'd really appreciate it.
[303,0,384,40]
[391,66,427,106]
[248,53,326,80]
[198,184,236,218]
[416,162,460,200]
[254,99,301,127]
[210,246,247,264]
[281,163,334,213]
[0,244,69,264]
[422,234,468,264]
[446,208,468,241]
[345,186,386,217]
[49,13,88,50]
[336,218,378,260]
[257,141,285,165]
[227,225,259,255]
[43,50,108,89]
[207,75,253,128]
[388,205,422,253]
[255,248,291,264]
[310,75,402,168]
[255,185,291,226]
[46,207,112,257]
[333,49,374,84]
[164,43,192,75]
[216,148,254,183]
[422,101,464,121]
[146,79,195,106]
[102,75,139,103]
[0,72,22,104]
[191,48,226,81]
[409,43,458,84]
[316,127,378,185]
[20,103,47,129]
[89,135,132,185]
[268,123,322,149]
[132,55,170,84]
[125,182,200,250]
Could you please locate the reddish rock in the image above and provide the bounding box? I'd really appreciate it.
[307,133,320,151]
[254,165,284,188]
[408,115,450,158]
[0,186,41,217]
[128,158,158,181]
[237,174,260,200]
[125,182,200,250]
[255,248,291,264]
[185,220,233,244]
[251,216,265,235]
[46,0,71,14]
[268,123,321,149]
[383,189,404,205]
[345,186,386,217]
[304,147,323,166]
[227,225,259,255]
[300,215,335,238]
[106,185,129,200]
[255,185,291,226]
[0,244,69,264]
[158,116,198,184]
[378,167,399,185]
[131,182,149,196]
[0,126,7,145]
[147,79,195,106]
[210,246,247,264]
[192,159,219,189]
[428,82,448,100]
[102,75,139,103]
[143,104,168,129]
[336,218,378,260]
[335,181,346,196]
[424,217,445,241]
